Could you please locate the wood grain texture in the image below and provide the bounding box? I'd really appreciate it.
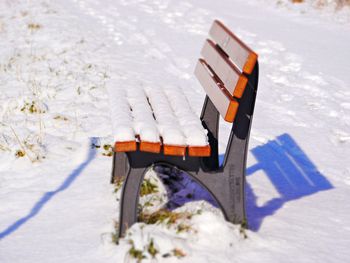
[233,75,248,98]
[209,20,257,74]
[139,141,161,153]
[188,145,211,157]
[201,39,248,98]
[224,100,239,122]
[201,39,240,93]
[114,141,137,152]
[163,144,187,156]
[195,59,239,122]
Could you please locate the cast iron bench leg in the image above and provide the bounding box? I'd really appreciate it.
[193,170,244,226]
[111,152,128,184]
[118,166,147,238]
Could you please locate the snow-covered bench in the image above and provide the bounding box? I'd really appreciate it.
[112,20,259,238]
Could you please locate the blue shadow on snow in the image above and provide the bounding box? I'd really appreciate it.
[157,133,333,231]
[245,133,333,231]
[0,138,97,240]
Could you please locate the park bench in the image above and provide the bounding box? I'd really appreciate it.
[111,20,259,238]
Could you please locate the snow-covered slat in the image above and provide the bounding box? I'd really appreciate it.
[139,140,161,153]
[144,87,188,156]
[164,88,208,145]
[106,85,137,152]
[115,141,137,152]
[164,88,210,156]
[201,39,248,98]
[127,87,161,153]
[109,83,210,156]
[209,20,257,74]
[109,89,135,141]
[195,59,239,123]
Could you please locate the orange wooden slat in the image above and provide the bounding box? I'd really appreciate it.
[163,145,187,156]
[224,101,239,122]
[195,59,239,123]
[114,141,137,152]
[243,52,258,75]
[209,20,258,74]
[233,74,248,99]
[188,145,211,157]
[116,139,211,157]
[139,141,161,153]
[201,39,248,98]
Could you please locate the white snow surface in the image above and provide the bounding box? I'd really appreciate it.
[1,0,350,263]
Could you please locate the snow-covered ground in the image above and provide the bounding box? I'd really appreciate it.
[1,0,350,262]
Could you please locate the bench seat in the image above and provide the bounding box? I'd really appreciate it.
[109,85,211,157]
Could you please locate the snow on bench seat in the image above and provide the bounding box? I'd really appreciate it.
[108,83,210,157]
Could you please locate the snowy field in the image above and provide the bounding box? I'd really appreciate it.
[1,0,350,262]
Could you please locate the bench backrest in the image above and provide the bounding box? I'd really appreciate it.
[195,20,258,123]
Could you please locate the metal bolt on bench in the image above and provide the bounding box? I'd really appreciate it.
[111,20,259,238]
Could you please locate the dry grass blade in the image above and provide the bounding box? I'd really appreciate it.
[10,126,35,162]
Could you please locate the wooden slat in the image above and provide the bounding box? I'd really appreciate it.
[163,145,187,156]
[195,59,239,123]
[201,39,248,98]
[115,139,211,157]
[188,145,211,157]
[209,20,257,74]
[115,141,137,152]
[139,141,161,153]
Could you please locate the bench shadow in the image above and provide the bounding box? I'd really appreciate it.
[245,133,333,231]
[0,138,97,240]
[155,166,217,210]
[155,133,333,231]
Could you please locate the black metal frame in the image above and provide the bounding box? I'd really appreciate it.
[111,63,259,238]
